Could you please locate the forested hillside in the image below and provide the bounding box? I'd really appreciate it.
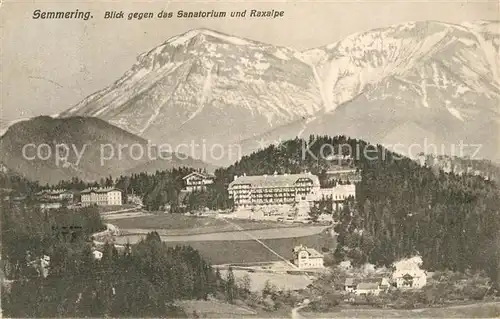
[114,135,500,288]
[219,136,500,288]
[1,201,238,317]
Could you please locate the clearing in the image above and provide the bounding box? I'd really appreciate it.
[115,230,336,265]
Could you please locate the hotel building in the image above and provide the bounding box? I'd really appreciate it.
[80,187,123,206]
[227,172,320,209]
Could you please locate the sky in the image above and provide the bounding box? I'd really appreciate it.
[1,0,499,122]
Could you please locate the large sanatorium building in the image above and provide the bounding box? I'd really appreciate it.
[227,172,355,209]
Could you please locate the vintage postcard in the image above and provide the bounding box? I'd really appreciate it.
[1,0,500,317]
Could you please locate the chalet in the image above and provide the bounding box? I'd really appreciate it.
[80,187,122,206]
[391,256,427,289]
[293,245,324,269]
[182,172,215,192]
[392,269,427,289]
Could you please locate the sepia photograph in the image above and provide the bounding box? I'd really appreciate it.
[1,0,499,317]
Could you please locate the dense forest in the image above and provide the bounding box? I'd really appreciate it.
[1,200,241,317]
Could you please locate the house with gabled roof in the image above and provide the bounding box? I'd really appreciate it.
[391,256,427,289]
[293,244,324,269]
[344,277,390,296]
[182,171,215,192]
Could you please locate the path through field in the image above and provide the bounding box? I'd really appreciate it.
[221,218,298,269]
[115,225,327,244]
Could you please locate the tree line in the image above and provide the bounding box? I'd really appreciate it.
[1,200,241,317]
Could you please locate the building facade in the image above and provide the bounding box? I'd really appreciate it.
[391,256,427,289]
[293,245,324,269]
[344,277,390,295]
[315,184,356,202]
[228,172,320,209]
[36,189,74,202]
[392,269,427,289]
[81,187,122,206]
[182,172,215,192]
[325,168,361,183]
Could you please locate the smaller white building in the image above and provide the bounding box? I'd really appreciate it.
[392,269,427,289]
[293,245,324,269]
[345,277,390,296]
[183,172,214,192]
[92,250,103,260]
[315,184,356,202]
[391,256,427,289]
[355,282,382,296]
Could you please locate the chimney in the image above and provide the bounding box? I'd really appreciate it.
[273,171,278,176]
[233,175,238,181]
[243,173,247,176]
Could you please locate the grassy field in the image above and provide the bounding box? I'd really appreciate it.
[114,228,334,264]
[112,214,308,237]
[160,230,336,265]
[111,214,335,264]
[301,301,500,318]
[118,225,326,242]
[220,269,313,292]
[112,214,299,230]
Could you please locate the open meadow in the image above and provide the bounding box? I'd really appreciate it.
[110,213,335,264]
[113,230,335,265]
[111,213,304,234]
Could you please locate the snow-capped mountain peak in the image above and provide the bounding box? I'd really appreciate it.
[59,20,500,164]
[167,28,254,47]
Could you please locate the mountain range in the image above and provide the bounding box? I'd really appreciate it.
[2,20,499,183]
[59,20,500,164]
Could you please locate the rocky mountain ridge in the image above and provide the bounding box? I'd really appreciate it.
[27,20,500,164]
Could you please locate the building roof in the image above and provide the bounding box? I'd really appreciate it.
[80,187,122,194]
[182,172,214,180]
[392,269,426,279]
[229,173,320,189]
[37,189,72,196]
[326,168,358,174]
[357,282,380,290]
[293,245,323,258]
